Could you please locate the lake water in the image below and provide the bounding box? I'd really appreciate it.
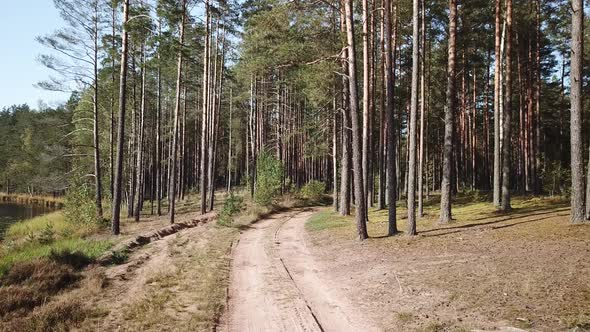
[0,202,56,240]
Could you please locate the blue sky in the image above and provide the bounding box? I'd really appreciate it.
[0,1,69,110]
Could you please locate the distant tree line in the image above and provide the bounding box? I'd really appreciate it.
[0,103,73,195]
[12,0,588,235]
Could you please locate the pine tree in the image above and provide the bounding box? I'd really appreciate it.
[439,0,457,224]
[570,0,585,223]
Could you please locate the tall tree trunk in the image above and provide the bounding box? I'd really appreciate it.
[534,0,541,194]
[93,2,103,220]
[493,0,502,207]
[362,0,371,212]
[406,0,419,235]
[339,1,351,216]
[484,48,491,188]
[209,28,226,211]
[207,24,220,212]
[128,59,137,218]
[377,0,386,210]
[500,0,513,212]
[156,20,162,216]
[344,0,368,240]
[200,0,211,214]
[570,0,585,223]
[385,0,397,235]
[110,3,116,198]
[134,47,147,222]
[111,0,130,235]
[333,96,339,211]
[440,0,457,224]
[417,0,426,218]
[169,0,186,223]
[228,88,233,192]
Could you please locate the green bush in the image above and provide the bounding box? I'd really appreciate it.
[218,192,244,226]
[63,175,99,226]
[299,180,326,201]
[254,150,284,206]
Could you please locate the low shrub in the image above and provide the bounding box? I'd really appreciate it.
[218,192,244,226]
[254,150,284,206]
[299,180,326,201]
[63,175,100,226]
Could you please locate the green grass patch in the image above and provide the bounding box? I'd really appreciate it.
[5,212,71,240]
[0,238,111,277]
[5,211,103,243]
[306,210,350,232]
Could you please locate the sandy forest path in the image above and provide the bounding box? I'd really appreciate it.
[221,208,382,332]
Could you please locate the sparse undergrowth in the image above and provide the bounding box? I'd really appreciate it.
[0,210,112,330]
[306,195,590,331]
[0,253,108,332]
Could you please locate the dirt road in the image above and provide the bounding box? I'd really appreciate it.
[223,208,382,332]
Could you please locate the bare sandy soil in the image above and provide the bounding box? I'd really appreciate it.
[221,208,382,332]
[305,197,590,332]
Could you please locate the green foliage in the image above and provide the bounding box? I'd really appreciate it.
[0,104,72,194]
[298,180,326,201]
[109,250,129,265]
[305,211,349,232]
[63,174,100,226]
[542,160,571,196]
[6,212,70,241]
[0,238,111,277]
[254,150,284,206]
[218,192,244,226]
[37,223,56,245]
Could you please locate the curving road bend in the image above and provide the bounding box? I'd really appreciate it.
[222,208,382,332]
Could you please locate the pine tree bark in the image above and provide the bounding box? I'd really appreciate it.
[362,0,371,213]
[534,0,541,194]
[156,20,162,216]
[377,0,386,210]
[200,0,211,214]
[209,28,226,211]
[570,0,585,223]
[109,3,116,199]
[501,0,513,212]
[344,0,368,240]
[228,88,233,192]
[92,0,103,220]
[111,0,130,235]
[207,24,220,212]
[493,0,502,207]
[417,0,426,218]
[384,0,397,235]
[406,0,419,235]
[439,0,457,224]
[134,47,147,222]
[169,0,186,223]
[333,96,339,212]
[339,1,351,216]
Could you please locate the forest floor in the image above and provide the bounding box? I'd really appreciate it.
[0,192,293,331]
[305,195,590,332]
[2,193,589,331]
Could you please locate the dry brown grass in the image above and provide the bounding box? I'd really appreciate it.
[0,259,80,318]
[0,254,106,330]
